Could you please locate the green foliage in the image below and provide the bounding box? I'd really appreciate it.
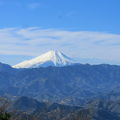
[0,112,11,120]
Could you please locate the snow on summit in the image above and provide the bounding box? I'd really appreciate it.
[13,50,74,68]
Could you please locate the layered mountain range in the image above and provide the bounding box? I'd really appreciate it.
[1,96,120,120]
[0,50,120,119]
[0,54,120,105]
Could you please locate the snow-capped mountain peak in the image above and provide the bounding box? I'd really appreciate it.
[13,50,74,68]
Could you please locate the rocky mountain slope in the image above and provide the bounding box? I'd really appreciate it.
[1,96,120,120]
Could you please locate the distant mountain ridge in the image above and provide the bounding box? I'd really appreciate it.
[1,57,120,119]
[13,50,74,68]
[0,62,120,106]
[0,62,13,71]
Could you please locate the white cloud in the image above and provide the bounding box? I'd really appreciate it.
[0,27,120,64]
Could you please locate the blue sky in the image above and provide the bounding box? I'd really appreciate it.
[0,0,120,65]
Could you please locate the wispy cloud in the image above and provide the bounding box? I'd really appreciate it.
[0,27,120,64]
[28,3,41,9]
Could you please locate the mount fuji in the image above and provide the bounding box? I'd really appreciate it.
[13,50,74,68]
